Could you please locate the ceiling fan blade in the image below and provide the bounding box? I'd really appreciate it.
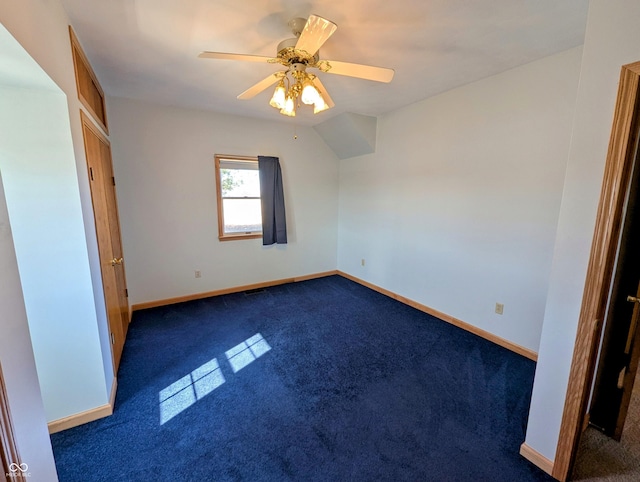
[311,76,335,108]
[295,14,337,57]
[237,72,284,100]
[320,60,394,83]
[198,51,273,63]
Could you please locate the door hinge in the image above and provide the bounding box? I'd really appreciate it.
[125,288,128,298]
[112,176,116,186]
[110,332,115,345]
[89,167,94,181]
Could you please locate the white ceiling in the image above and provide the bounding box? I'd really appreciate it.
[59,0,590,126]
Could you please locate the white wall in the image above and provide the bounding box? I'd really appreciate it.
[107,97,339,305]
[0,0,113,421]
[337,47,583,353]
[0,172,58,482]
[526,0,640,462]
[0,86,108,419]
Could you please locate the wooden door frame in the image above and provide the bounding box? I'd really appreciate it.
[80,109,127,372]
[553,61,640,481]
[1,362,22,478]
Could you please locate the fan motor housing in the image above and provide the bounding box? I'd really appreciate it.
[276,38,319,65]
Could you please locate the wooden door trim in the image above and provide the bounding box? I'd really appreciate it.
[80,109,110,147]
[0,362,22,477]
[553,60,640,481]
[80,109,127,373]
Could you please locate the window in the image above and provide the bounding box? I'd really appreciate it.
[214,155,262,241]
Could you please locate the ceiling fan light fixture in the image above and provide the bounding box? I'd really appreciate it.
[301,80,321,105]
[269,81,286,109]
[200,14,395,118]
[313,97,329,114]
[280,95,296,117]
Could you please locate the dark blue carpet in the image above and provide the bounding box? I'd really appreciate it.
[51,275,551,481]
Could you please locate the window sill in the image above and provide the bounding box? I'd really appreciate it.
[218,233,262,242]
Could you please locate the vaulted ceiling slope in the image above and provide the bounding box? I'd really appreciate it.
[60,0,589,126]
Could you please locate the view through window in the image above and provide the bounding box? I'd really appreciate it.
[214,155,262,240]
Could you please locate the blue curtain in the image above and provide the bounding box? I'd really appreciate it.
[258,156,287,245]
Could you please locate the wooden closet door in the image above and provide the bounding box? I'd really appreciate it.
[99,138,129,341]
[81,111,129,372]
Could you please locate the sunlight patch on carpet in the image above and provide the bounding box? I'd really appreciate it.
[225,333,271,373]
[159,358,225,425]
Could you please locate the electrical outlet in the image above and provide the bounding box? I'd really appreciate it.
[361,258,365,267]
[495,303,504,315]
[195,270,201,278]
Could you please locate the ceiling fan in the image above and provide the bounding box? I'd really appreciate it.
[198,15,394,117]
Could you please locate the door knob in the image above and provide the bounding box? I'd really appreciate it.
[627,295,640,303]
[110,257,123,266]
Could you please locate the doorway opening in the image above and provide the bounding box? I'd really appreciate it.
[589,131,640,439]
[571,98,640,480]
[553,61,640,481]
